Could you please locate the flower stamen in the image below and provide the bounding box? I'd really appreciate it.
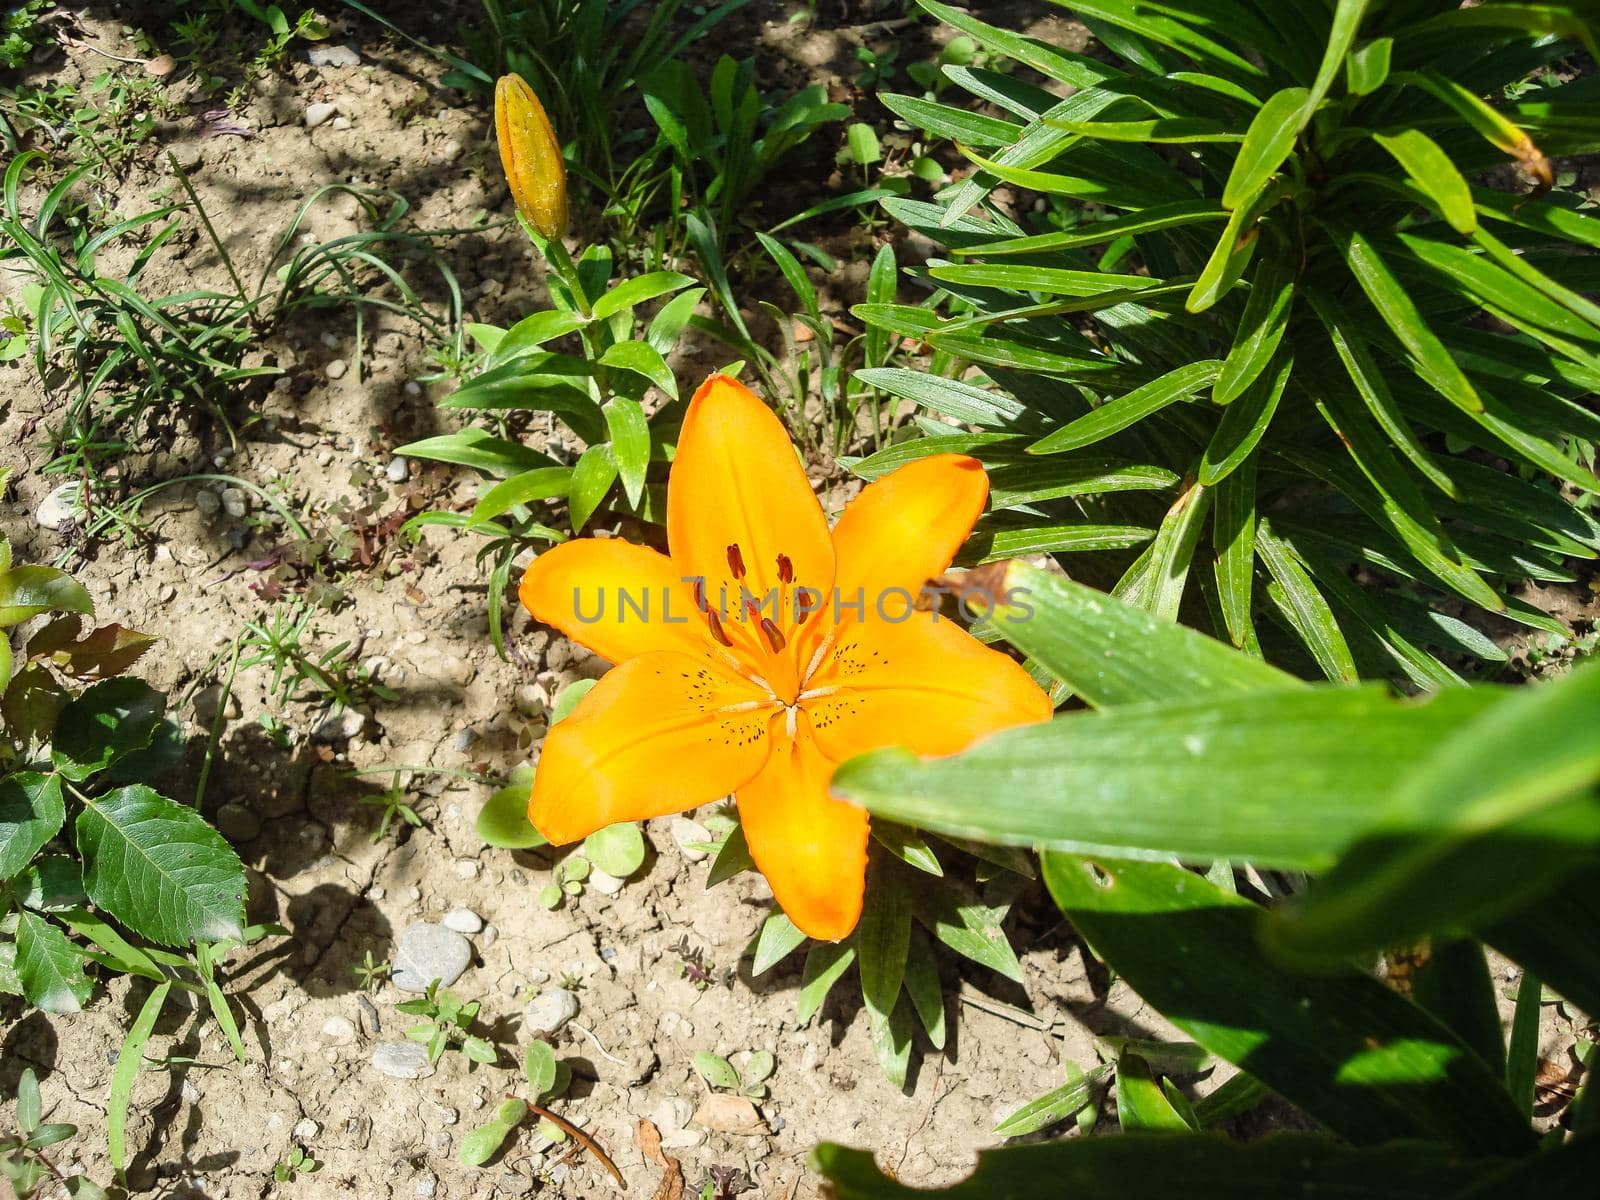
[776,553,793,584]
[706,608,733,647]
[759,617,787,653]
[726,543,746,580]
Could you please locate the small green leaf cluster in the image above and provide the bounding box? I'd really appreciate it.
[863,0,1600,684]
[271,1144,321,1185]
[397,980,499,1066]
[738,826,1026,1088]
[693,1048,776,1101]
[1,1069,107,1200]
[458,1039,573,1169]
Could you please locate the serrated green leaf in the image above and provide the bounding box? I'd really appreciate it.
[15,910,88,1014]
[0,772,65,882]
[51,677,164,782]
[75,785,246,946]
[0,565,94,627]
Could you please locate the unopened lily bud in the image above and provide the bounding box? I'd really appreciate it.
[494,73,567,239]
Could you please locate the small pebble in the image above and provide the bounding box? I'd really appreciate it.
[523,988,579,1037]
[194,490,221,516]
[325,359,348,380]
[221,487,247,518]
[454,859,481,880]
[312,708,366,742]
[35,482,85,531]
[589,869,625,896]
[415,1171,437,1198]
[386,457,409,483]
[306,44,361,67]
[320,1016,357,1044]
[292,1118,319,1141]
[480,924,498,948]
[669,817,712,862]
[442,908,483,935]
[304,101,338,128]
[391,922,472,992]
[371,1042,434,1080]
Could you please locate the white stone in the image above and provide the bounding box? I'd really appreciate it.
[669,817,712,862]
[442,908,483,934]
[325,358,348,380]
[320,1016,357,1044]
[34,482,85,531]
[589,869,625,896]
[311,708,366,742]
[304,102,338,128]
[306,44,361,67]
[386,457,409,483]
[292,1118,320,1141]
[523,988,579,1037]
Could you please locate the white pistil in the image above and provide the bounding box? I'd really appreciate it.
[785,704,798,739]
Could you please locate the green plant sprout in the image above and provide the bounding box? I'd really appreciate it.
[693,1049,776,1101]
[0,1070,107,1200]
[397,981,498,1066]
[271,1145,321,1184]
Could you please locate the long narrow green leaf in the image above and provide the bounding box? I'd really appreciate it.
[832,686,1500,871]
[1265,660,1600,961]
[814,1135,1492,1198]
[1199,354,1290,485]
[109,980,171,1179]
[976,562,1291,705]
[1042,856,1534,1155]
[1212,453,1258,649]
[1334,227,1482,413]
[1373,129,1476,233]
[1215,259,1293,405]
[1256,524,1359,683]
[1029,361,1220,453]
[1221,88,1309,210]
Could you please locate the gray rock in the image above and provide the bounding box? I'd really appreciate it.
[305,101,338,129]
[392,923,472,992]
[312,707,366,742]
[325,358,348,380]
[522,988,579,1037]
[386,457,409,483]
[214,803,260,843]
[35,482,85,531]
[221,487,247,518]
[371,1041,434,1079]
[194,489,221,516]
[415,1171,437,1199]
[669,816,712,862]
[191,683,240,727]
[307,44,361,68]
[442,908,483,935]
[589,869,625,896]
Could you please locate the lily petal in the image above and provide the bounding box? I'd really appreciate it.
[520,538,714,666]
[802,614,1053,761]
[667,375,834,628]
[826,454,988,628]
[736,715,869,941]
[530,651,775,843]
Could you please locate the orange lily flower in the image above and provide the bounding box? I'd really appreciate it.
[519,375,1053,940]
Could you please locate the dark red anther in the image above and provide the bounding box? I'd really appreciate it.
[744,597,762,623]
[706,608,733,647]
[776,553,793,584]
[759,617,787,652]
[726,543,746,579]
[692,578,707,613]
